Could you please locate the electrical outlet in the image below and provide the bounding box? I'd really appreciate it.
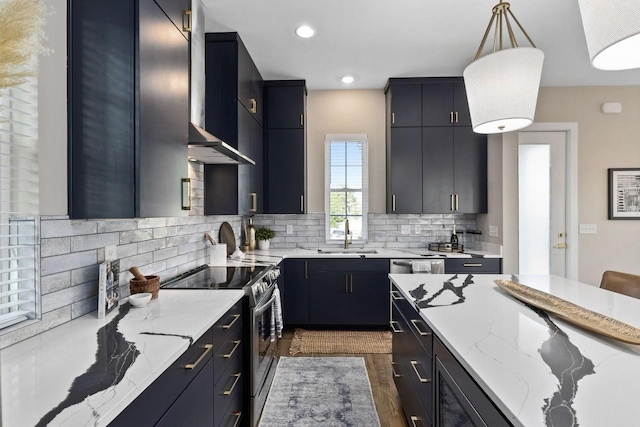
[489,226,499,238]
[415,225,421,234]
[105,245,117,261]
[286,224,293,235]
[579,224,597,234]
[401,225,410,235]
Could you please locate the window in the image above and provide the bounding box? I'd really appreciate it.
[0,78,39,330]
[325,135,368,243]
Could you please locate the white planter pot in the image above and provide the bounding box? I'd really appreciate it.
[258,239,270,250]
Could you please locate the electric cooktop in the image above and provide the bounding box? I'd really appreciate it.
[161,264,269,290]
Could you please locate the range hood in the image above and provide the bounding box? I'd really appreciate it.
[188,123,255,165]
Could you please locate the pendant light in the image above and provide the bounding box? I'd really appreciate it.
[578,0,640,70]
[463,2,544,134]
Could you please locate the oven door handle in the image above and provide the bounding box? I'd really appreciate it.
[254,295,276,316]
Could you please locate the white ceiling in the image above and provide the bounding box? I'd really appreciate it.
[201,0,640,90]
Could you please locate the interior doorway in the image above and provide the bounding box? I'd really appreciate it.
[516,124,578,279]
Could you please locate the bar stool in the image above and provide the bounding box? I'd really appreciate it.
[599,270,640,300]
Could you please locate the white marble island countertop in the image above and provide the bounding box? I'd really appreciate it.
[390,273,640,427]
[1,289,244,427]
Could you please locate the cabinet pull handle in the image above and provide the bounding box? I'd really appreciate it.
[300,194,304,212]
[304,261,308,279]
[222,313,240,329]
[410,415,422,427]
[392,195,396,212]
[390,320,403,333]
[410,360,431,383]
[455,194,459,211]
[223,340,241,358]
[345,275,349,293]
[300,114,304,126]
[450,111,454,123]
[250,192,257,212]
[390,290,403,300]
[391,362,402,378]
[450,194,455,211]
[454,111,459,123]
[463,263,483,267]
[182,10,192,32]
[410,319,431,337]
[232,412,242,427]
[392,112,395,124]
[185,344,213,369]
[249,98,257,114]
[350,274,353,293]
[223,373,242,395]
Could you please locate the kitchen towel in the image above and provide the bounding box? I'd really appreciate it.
[411,260,432,273]
[270,284,283,342]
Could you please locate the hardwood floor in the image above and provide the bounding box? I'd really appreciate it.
[276,330,407,427]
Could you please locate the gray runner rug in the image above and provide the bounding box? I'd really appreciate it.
[258,357,381,427]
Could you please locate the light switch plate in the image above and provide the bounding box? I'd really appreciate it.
[489,226,498,238]
[105,245,117,261]
[415,225,421,234]
[401,225,410,235]
[579,224,597,234]
[286,224,293,235]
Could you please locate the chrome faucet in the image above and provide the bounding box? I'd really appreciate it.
[344,219,351,249]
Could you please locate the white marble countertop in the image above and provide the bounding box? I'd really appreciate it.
[1,289,244,427]
[389,273,640,427]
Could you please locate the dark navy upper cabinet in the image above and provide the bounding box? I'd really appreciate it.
[422,79,472,127]
[387,82,422,127]
[204,32,264,215]
[263,81,307,214]
[68,0,188,219]
[388,127,423,214]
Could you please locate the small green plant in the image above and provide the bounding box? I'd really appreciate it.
[255,226,276,241]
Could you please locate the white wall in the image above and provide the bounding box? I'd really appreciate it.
[306,90,386,213]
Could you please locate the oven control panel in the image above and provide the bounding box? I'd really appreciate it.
[250,266,280,303]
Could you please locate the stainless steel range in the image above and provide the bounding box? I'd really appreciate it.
[161,264,281,426]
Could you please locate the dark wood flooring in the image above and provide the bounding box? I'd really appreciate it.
[276,330,407,427]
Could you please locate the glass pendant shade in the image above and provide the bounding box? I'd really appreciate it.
[464,47,544,134]
[578,0,640,70]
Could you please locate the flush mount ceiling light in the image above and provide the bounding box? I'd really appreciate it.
[463,2,544,134]
[578,0,640,70]
[295,25,316,38]
[341,75,355,84]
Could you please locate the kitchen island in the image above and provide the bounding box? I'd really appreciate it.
[1,289,244,426]
[390,273,640,427]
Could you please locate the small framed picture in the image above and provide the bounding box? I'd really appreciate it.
[608,168,640,219]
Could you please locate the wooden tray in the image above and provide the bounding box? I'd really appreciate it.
[219,222,236,256]
[494,279,640,344]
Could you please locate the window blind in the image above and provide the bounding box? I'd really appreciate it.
[0,78,39,329]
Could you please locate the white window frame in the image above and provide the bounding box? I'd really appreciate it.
[324,134,369,244]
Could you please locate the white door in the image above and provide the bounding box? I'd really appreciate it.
[518,131,567,276]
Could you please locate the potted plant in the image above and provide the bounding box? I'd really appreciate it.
[255,226,276,250]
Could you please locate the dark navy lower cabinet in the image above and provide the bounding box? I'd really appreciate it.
[281,259,310,326]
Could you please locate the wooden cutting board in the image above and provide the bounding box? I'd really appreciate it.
[219,222,236,256]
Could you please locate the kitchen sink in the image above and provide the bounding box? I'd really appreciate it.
[317,248,379,254]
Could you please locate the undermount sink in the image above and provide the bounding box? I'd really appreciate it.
[317,248,378,254]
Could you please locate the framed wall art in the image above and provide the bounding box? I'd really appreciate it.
[608,168,640,220]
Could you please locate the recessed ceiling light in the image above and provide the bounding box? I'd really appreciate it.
[295,25,316,39]
[341,75,355,84]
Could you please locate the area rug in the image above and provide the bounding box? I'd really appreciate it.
[289,329,392,355]
[259,357,381,427]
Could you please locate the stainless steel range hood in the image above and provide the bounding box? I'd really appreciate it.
[188,123,255,165]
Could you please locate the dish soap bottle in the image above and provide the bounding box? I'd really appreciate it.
[246,216,257,251]
[450,223,458,246]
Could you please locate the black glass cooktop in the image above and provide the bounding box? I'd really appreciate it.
[161,264,268,289]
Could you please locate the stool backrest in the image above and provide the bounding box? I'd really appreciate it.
[600,270,640,300]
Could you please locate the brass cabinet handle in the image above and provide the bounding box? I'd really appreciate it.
[450,194,455,211]
[391,362,402,378]
[232,412,242,427]
[450,111,454,123]
[182,10,191,32]
[300,114,304,126]
[390,320,403,333]
[223,373,242,395]
[249,98,257,113]
[392,195,396,212]
[185,344,213,369]
[410,415,422,427]
[390,290,403,300]
[345,275,349,293]
[250,192,257,212]
[455,193,459,211]
[454,111,459,123]
[223,340,241,358]
[300,194,304,212]
[392,112,395,124]
[350,274,353,293]
[410,360,431,383]
[410,319,432,337]
[463,263,483,267]
[222,313,240,329]
[304,261,308,279]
